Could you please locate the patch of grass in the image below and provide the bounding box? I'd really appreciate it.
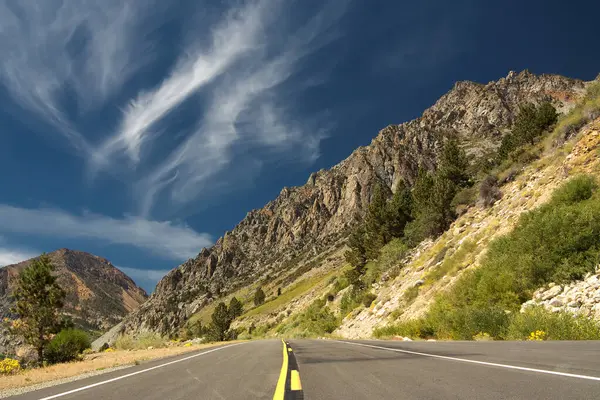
[275,298,340,337]
[243,270,337,318]
[425,240,477,283]
[402,285,419,303]
[506,307,600,340]
[363,239,409,287]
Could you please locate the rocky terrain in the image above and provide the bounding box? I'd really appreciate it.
[122,70,587,337]
[522,267,600,318]
[335,117,600,338]
[1,249,147,351]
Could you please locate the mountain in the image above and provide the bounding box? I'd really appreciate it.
[120,70,588,337]
[0,249,147,337]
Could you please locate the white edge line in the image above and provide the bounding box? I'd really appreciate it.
[332,340,600,382]
[38,343,245,400]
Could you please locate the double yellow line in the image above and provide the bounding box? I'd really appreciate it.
[273,339,303,399]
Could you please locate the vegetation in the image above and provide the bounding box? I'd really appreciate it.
[0,358,21,375]
[275,298,339,338]
[506,307,600,340]
[253,287,266,306]
[207,302,235,342]
[45,329,91,364]
[228,297,244,319]
[377,175,600,341]
[497,102,557,161]
[552,80,600,143]
[9,254,66,363]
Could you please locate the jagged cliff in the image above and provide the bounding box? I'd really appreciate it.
[124,71,586,336]
[0,249,147,334]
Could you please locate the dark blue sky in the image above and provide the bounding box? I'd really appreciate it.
[0,0,598,292]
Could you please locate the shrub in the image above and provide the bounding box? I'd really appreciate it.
[403,285,419,303]
[362,293,377,308]
[548,174,597,206]
[373,318,434,339]
[45,329,91,364]
[473,332,492,341]
[0,358,21,375]
[506,307,600,340]
[414,175,600,339]
[478,175,501,207]
[253,287,266,306]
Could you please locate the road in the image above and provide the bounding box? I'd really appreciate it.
[9,339,600,399]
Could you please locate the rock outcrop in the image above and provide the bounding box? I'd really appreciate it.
[124,71,586,336]
[522,267,600,318]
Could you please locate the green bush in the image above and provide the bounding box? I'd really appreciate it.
[277,299,340,337]
[414,175,600,339]
[547,174,597,206]
[362,293,377,308]
[506,307,600,340]
[45,329,90,364]
[373,318,434,339]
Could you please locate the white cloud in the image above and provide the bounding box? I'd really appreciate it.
[95,0,270,165]
[134,0,346,215]
[0,1,348,219]
[0,248,38,267]
[0,205,211,260]
[0,0,158,152]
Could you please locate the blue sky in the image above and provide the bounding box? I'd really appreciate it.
[1,0,599,293]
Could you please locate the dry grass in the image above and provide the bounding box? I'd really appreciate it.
[0,341,245,391]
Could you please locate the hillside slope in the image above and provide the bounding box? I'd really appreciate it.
[0,249,147,335]
[123,70,586,336]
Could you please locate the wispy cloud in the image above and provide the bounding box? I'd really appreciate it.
[0,205,211,260]
[132,0,346,215]
[0,0,159,152]
[0,1,348,219]
[95,0,269,165]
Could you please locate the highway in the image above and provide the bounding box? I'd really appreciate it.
[9,339,600,399]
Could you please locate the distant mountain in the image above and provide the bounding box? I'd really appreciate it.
[0,248,147,335]
[123,70,586,336]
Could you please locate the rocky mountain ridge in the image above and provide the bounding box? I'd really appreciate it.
[1,249,147,339]
[124,70,586,336]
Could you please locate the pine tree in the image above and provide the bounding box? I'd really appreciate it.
[228,297,243,319]
[385,180,413,238]
[363,183,391,259]
[10,254,66,363]
[344,224,367,267]
[210,302,232,342]
[253,287,266,306]
[438,139,470,187]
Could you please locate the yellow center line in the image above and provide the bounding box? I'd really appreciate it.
[290,370,302,391]
[272,339,288,400]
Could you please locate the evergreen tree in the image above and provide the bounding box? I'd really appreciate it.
[253,287,266,306]
[10,254,66,362]
[344,224,367,267]
[209,302,232,342]
[438,139,470,187]
[385,180,413,238]
[362,183,390,259]
[228,297,243,319]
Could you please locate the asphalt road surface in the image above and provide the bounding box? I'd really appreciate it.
[9,339,600,400]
